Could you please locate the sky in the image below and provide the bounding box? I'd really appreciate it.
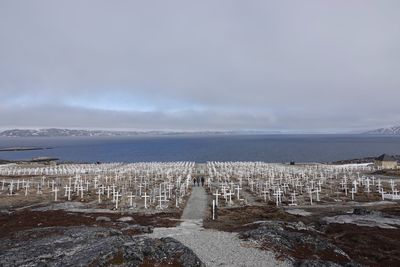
[0,0,399,132]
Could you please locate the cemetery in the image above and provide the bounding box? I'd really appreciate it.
[0,161,399,266]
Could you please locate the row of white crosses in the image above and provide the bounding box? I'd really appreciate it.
[0,162,195,210]
[208,162,318,207]
[206,161,396,207]
[0,162,123,176]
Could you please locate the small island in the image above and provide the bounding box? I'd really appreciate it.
[0,147,51,152]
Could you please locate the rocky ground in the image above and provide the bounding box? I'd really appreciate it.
[203,204,400,266]
[0,209,180,237]
[0,200,199,266]
[0,226,203,267]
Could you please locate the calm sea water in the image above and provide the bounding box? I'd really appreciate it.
[0,135,399,163]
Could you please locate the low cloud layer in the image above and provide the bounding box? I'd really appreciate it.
[1,1,399,132]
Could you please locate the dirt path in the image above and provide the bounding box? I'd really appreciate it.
[147,185,290,267]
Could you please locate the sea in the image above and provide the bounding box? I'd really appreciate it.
[0,134,400,164]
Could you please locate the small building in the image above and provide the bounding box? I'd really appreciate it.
[374,154,398,169]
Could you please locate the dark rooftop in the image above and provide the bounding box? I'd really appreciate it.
[375,154,397,162]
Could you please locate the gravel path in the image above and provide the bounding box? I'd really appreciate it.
[147,186,291,267]
[181,186,208,220]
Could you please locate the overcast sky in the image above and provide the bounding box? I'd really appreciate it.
[0,1,399,132]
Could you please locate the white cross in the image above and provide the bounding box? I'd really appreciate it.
[315,187,320,202]
[157,193,164,209]
[353,180,358,192]
[365,178,371,193]
[53,187,60,201]
[289,191,297,206]
[94,177,98,189]
[97,188,102,204]
[114,191,121,209]
[227,190,234,205]
[9,180,14,195]
[99,185,105,194]
[64,185,71,201]
[213,189,221,206]
[276,187,283,203]
[79,184,84,199]
[261,188,270,202]
[37,183,42,195]
[317,180,323,190]
[111,184,117,195]
[142,192,149,209]
[273,188,282,207]
[127,192,135,207]
[235,185,242,200]
[249,180,254,192]
[24,182,30,196]
[379,187,385,200]
[85,180,90,191]
[390,179,397,194]
[351,187,356,200]
[310,180,315,190]
[307,187,313,205]
[106,186,111,199]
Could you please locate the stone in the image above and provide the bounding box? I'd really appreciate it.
[117,216,133,222]
[96,216,111,222]
[294,260,361,267]
[353,208,371,215]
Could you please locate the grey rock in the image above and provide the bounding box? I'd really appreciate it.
[295,260,363,267]
[96,216,111,222]
[0,226,203,267]
[353,208,371,215]
[122,224,154,234]
[294,260,342,267]
[240,221,352,266]
[118,216,134,222]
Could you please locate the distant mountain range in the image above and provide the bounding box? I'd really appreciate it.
[0,128,280,137]
[0,128,144,137]
[2,127,400,137]
[363,126,400,135]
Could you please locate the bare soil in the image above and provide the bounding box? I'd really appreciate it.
[325,223,400,266]
[0,209,181,238]
[203,205,298,232]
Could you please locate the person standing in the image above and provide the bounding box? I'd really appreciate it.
[201,176,205,186]
[193,177,197,187]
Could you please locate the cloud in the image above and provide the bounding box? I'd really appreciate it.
[0,104,276,131]
[0,0,399,131]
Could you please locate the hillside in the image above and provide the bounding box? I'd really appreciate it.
[364,126,400,135]
[0,128,142,137]
[0,128,257,137]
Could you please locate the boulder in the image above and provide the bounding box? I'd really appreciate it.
[96,216,111,222]
[118,216,133,222]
